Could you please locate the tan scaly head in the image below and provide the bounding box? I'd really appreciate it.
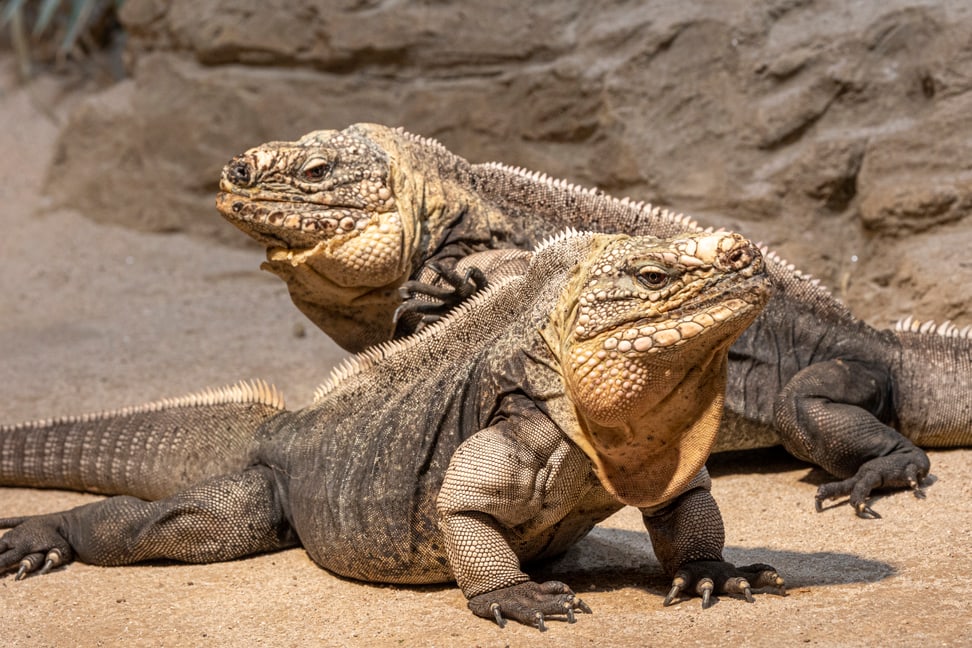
[545,231,770,508]
[215,125,428,349]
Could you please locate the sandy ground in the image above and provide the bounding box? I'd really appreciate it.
[1,61,971,647]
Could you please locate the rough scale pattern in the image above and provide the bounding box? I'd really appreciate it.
[217,124,972,516]
[1,230,780,629]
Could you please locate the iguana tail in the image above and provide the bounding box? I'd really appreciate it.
[892,318,972,448]
[0,380,286,501]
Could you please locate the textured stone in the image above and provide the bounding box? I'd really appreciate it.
[45,0,972,324]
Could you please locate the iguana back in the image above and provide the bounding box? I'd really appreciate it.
[215,124,972,516]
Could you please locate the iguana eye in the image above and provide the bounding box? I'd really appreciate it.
[636,265,671,290]
[301,158,332,181]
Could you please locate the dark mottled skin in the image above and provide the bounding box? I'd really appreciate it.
[217,124,972,516]
[1,231,781,629]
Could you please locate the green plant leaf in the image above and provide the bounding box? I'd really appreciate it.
[0,0,30,29]
[33,0,63,35]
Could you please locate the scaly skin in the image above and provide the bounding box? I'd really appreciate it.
[1,231,781,629]
[216,123,972,516]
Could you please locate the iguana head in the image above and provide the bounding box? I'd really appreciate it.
[216,124,426,350]
[545,231,770,507]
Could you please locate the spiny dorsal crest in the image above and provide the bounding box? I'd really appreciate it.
[4,380,285,432]
[313,275,522,403]
[393,126,457,157]
[894,315,972,339]
[480,160,703,231]
[760,245,838,298]
[532,227,589,255]
[390,128,847,310]
[485,160,850,308]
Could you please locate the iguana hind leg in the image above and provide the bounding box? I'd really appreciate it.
[0,466,296,578]
[773,359,930,518]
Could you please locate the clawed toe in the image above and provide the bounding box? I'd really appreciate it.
[665,561,785,608]
[0,516,74,580]
[813,446,934,518]
[468,580,592,630]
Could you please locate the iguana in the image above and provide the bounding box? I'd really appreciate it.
[1,230,781,629]
[216,123,972,517]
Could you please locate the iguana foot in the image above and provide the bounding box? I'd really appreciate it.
[0,515,74,580]
[663,561,785,609]
[393,264,488,332]
[814,448,931,519]
[467,580,592,631]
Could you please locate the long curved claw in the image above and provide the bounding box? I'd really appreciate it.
[665,561,784,608]
[815,447,931,517]
[394,264,489,334]
[535,612,547,632]
[723,577,754,603]
[664,573,688,606]
[37,549,64,576]
[697,578,714,609]
[468,580,591,630]
[15,559,32,581]
[14,551,44,580]
[489,602,506,628]
[854,501,881,520]
[905,464,927,499]
[0,515,75,580]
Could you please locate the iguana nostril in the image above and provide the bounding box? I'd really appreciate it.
[723,244,756,270]
[228,160,252,185]
[232,201,244,213]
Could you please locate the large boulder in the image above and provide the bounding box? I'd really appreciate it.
[46,0,972,325]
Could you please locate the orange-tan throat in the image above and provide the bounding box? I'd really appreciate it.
[549,231,770,507]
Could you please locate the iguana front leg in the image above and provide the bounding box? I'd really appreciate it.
[773,358,930,518]
[0,466,296,578]
[394,263,488,334]
[394,249,532,335]
[642,471,786,608]
[437,409,596,630]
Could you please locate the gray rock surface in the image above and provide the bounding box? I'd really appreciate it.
[45,0,972,328]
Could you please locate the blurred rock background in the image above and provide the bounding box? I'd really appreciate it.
[14,0,972,327]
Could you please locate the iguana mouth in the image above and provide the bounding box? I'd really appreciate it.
[664,273,771,332]
[216,190,387,251]
[573,275,769,381]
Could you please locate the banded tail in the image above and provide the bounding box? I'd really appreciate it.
[892,318,972,448]
[0,380,286,501]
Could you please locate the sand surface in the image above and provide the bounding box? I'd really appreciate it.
[1,61,970,647]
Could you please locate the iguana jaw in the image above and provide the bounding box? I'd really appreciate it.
[553,232,770,507]
[215,189,397,251]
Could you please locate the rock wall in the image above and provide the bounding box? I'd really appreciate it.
[47,0,972,325]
